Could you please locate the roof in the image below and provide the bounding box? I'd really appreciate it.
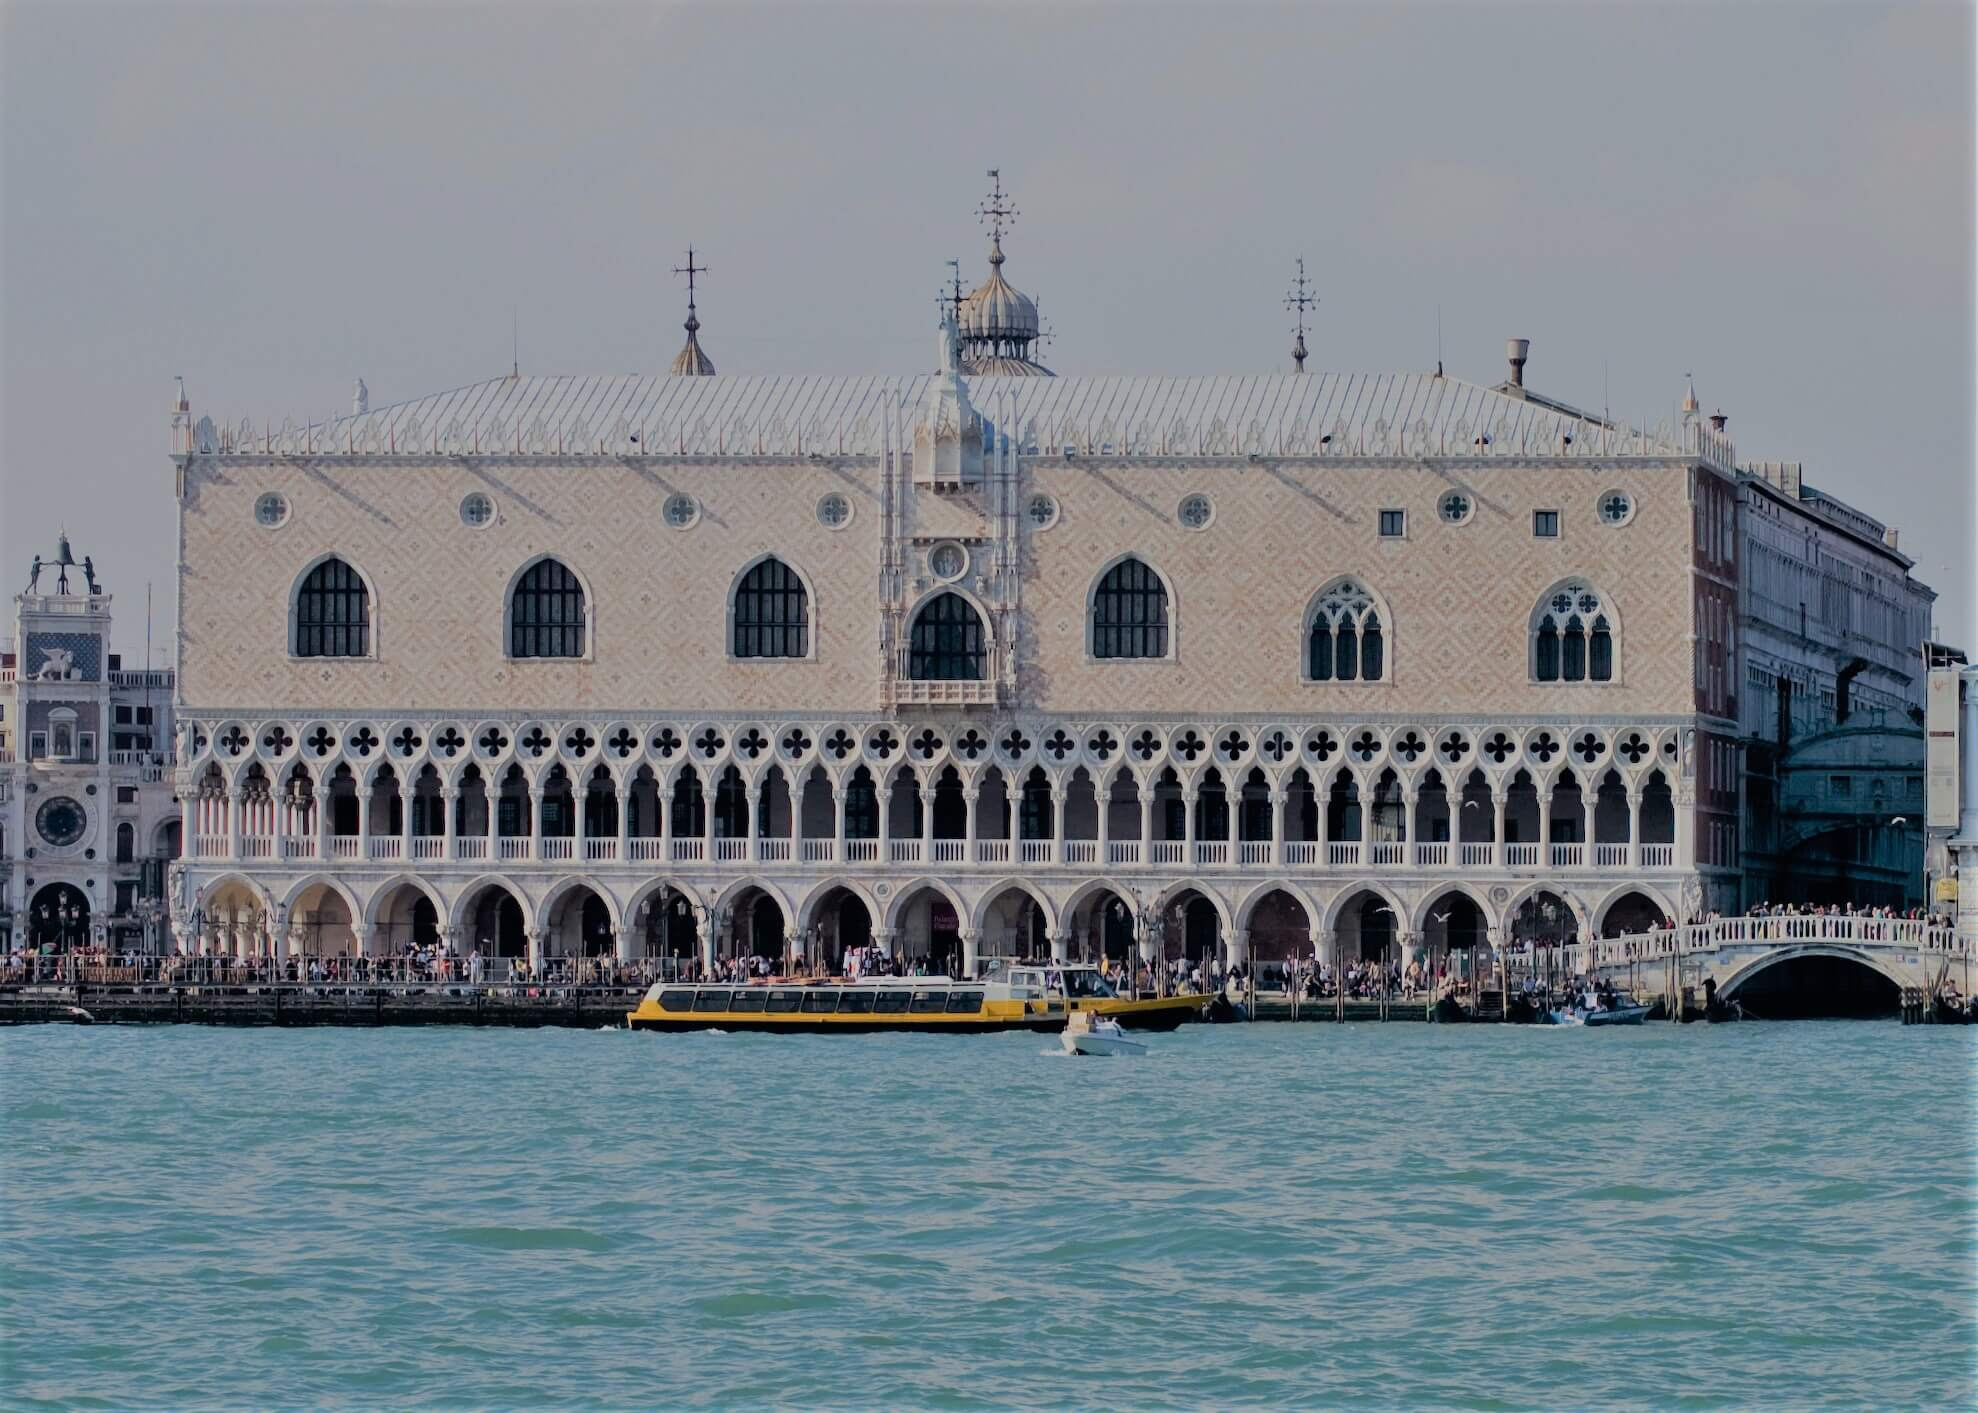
[192,370,1724,464]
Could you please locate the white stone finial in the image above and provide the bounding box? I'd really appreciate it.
[938,304,960,376]
[353,378,369,415]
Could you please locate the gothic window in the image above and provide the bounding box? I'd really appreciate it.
[1306,579,1386,683]
[908,593,986,681]
[1091,557,1169,659]
[732,558,809,659]
[293,557,370,658]
[509,558,586,659]
[1533,582,1615,682]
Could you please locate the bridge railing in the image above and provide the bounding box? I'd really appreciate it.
[1586,916,1966,974]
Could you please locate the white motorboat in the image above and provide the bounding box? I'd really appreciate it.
[1061,1010,1148,1057]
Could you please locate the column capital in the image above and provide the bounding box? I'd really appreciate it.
[441,785,461,801]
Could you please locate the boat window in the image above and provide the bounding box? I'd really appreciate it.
[800,990,842,1013]
[910,989,949,1014]
[944,990,984,1014]
[692,990,732,1012]
[873,990,911,1014]
[1063,971,1118,999]
[765,989,803,1013]
[728,989,768,1013]
[658,990,695,1012]
[838,990,875,1013]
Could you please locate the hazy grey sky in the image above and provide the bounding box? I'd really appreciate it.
[3,0,1972,656]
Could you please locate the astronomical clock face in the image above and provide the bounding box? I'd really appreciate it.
[35,796,87,848]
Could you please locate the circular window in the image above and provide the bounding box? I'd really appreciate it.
[35,796,86,848]
[817,493,852,529]
[1598,490,1635,526]
[460,492,495,529]
[254,493,290,529]
[1026,493,1060,530]
[1438,490,1473,525]
[929,542,968,580]
[663,493,700,530]
[1177,494,1214,530]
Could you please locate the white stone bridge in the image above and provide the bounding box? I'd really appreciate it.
[1584,915,1970,1003]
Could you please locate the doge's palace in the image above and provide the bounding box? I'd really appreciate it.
[164,184,1935,977]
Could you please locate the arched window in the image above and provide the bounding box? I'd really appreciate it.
[732,558,809,659]
[1533,582,1615,682]
[115,822,134,863]
[509,558,585,659]
[1091,557,1169,659]
[293,557,370,658]
[908,593,986,681]
[1306,580,1386,683]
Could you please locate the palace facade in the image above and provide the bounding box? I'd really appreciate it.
[163,201,1938,972]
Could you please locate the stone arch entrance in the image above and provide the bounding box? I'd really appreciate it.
[461,881,528,960]
[26,882,90,952]
[726,885,787,964]
[804,884,875,973]
[1333,888,1400,964]
[1064,883,1137,966]
[889,883,965,975]
[1722,948,1902,1019]
[633,885,700,965]
[1244,888,1313,965]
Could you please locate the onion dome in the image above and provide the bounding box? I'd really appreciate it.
[669,246,715,377]
[956,171,1052,376]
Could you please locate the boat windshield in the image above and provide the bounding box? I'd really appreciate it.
[1061,970,1117,999]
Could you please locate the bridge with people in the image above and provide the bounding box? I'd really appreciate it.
[1584,913,1969,1012]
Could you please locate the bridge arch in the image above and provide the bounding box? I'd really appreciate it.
[1717,944,1906,1019]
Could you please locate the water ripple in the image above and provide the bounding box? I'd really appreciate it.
[0,1023,1972,1408]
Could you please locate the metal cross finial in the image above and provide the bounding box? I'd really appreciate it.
[673,247,708,312]
[976,168,1017,243]
[944,258,966,326]
[1285,257,1317,373]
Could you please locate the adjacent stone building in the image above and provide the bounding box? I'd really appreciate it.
[2,538,179,953]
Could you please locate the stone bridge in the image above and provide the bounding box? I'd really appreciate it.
[1584,915,1969,1002]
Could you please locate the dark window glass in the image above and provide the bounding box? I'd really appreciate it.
[294,558,370,657]
[908,593,985,680]
[1534,510,1560,539]
[944,991,984,1014]
[1563,617,1587,681]
[1536,619,1560,681]
[1091,558,1168,659]
[910,989,950,1014]
[728,990,767,1013]
[1309,621,1334,680]
[1378,509,1406,537]
[838,990,875,1013]
[692,990,732,1012]
[765,989,803,1013]
[733,558,809,658]
[509,558,586,659]
[657,990,695,1012]
[844,773,878,838]
[1361,616,1384,680]
[873,990,911,1014]
[800,990,842,1013]
[1590,618,1613,681]
[1336,626,1359,681]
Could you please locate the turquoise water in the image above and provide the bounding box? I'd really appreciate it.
[2,1022,1973,1409]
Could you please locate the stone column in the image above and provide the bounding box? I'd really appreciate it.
[615,784,631,862]
[525,925,544,972]
[1049,929,1070,962]
[614,925,634,965]
[1538,786,1553,858]
[1492,791,1508,867]
[401,778,416,859]
[1051,785,1067,865]
[180,790,197,860]
[702,779,717,862]
[356,787,373,858]
[958,927,980,980]
[697,910,718,974]
[1626,790,1642,869]
[1140,789,1154,859]
[1183,785,1199,861]
[528,783,544,862]
[351,921,374,959]
[833,780,849,861]
[1097,788,1112,863]
[486,783,500,855]
[273,925,292,965]
[225,786,242,862]
[920,779,935,862]
[1227,926,1251,968]
[745,782,762,861]
[1582,794,1596,865]
[1317,782,1331,852]
[442,786,460,862]
[314,786,331,862]
[1402,788,1419,857]
[872,926,895,960]
[962,786,980,862]
[1269,787,1286,866]
[657,777,673,856]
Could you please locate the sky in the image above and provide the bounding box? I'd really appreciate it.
[2,0,1972,658]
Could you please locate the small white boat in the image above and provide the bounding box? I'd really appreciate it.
[1061,1010,1148,1057]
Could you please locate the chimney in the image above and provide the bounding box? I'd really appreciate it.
[1882,526,1900,549]
[1506,338,1529,388]
[1708,410,1727,432]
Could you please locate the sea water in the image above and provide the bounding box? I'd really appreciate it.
[2,1022,1972,1409]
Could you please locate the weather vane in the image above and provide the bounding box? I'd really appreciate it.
[1285,257,1317,373]
[976,168,1017,243]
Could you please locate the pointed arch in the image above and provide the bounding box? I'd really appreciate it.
[728,554,814,660]
[1303,577,1390,683]
[362,873,448,929]
[1531,579,1619,683]
[290,554,374,659]
[881,875,969,933]
[906,589,989,681]
[971,878,1060,936]
[505,555,592,660]
[1087,554,1174,660]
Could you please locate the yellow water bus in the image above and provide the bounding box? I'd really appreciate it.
[626,963,1204,1034]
